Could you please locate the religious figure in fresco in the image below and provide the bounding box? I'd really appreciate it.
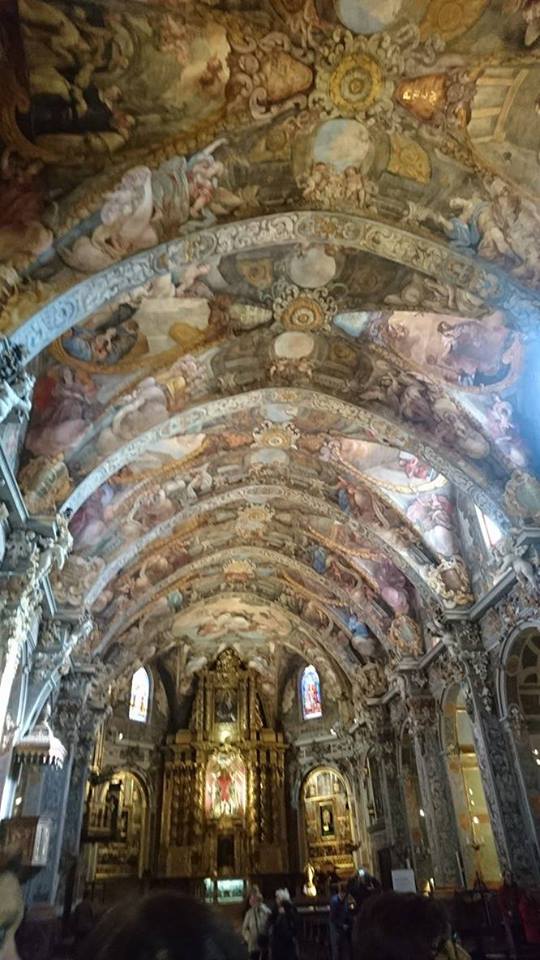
[372,560,410,614]
[406,492,456,557]
[25,365,101,458]
[485,397,528,469]
[383,311,520,390]
[62,141,239,275]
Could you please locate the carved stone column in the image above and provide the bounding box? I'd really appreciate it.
[25,666,96,906]
[56,704,104,912]
[0,514,74,748]
[407,696,462,890]
[451,621,540,885]
[363,705,409,862]
[0,528,44,739]
[500,704,540,852]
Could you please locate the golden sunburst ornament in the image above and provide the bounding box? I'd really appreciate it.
[223,559,256,580]
[310,30,396,122]
[329,53,383,116]
[252,420,300,449]
[236,505,274,538]
[273,282,337,333]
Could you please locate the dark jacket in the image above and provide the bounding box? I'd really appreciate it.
[270,902,298,953]
[330,895,351,935]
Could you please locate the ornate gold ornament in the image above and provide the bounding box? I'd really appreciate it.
[18,455,71,513]
[236,504,275,538]
[328,53,384,117]
[426,557,474,607]
[312,33,391,120]
[310,28,437,124]
[273,282,337,333]
[252,420,300,449]
[388,615,423,657]
[420,0,490,42]
[388,133,431,184]
[222,559,256,581]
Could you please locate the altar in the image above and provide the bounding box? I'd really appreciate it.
[159,649,288,879]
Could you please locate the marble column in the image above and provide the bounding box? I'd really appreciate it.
[452,622,540,885]
[408,698,462,890]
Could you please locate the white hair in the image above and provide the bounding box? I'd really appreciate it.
[275,888,291,903]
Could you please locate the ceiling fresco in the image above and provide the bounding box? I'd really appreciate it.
[3,0,540,710]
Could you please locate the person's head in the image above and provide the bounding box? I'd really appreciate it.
[337,882,347,901]
[275,889,290,907]
[249,891,262,908]
[0,852,24,960]
[353,892,448,960]
[79,892,247,960]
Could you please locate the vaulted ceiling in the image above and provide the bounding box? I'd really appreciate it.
[3,0,540,715]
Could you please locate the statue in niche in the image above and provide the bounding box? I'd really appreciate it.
[104,784,120,837]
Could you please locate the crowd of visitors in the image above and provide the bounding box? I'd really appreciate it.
[1,852,539,960]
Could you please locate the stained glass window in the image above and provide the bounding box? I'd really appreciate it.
[129,667,150,723]
[301,665,322,720]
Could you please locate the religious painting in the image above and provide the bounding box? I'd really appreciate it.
[215,688,237,724]
[378,311,522,391]
[319,802,336,838]
[301,664,323,720]
[326,438,445,495]
[205,752,246,819]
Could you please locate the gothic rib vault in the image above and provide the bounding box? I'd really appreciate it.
[1,0,540,898]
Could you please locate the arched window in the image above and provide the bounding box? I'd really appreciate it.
[129,668,150,723]
[474,505,503,549]
[301,665,322,720]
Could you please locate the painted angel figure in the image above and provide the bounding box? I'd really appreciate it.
[186,138,241,221]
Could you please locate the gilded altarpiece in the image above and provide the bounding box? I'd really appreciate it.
[159,650,288,879]
[302,768,355,873]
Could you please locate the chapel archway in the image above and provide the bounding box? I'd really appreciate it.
[301,767,356,878]
[85,770,148,882]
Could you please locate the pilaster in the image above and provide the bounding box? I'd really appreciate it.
[405,694,462,890]
[451,621,540,885]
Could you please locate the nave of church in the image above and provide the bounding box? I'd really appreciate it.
[1,0,540,956]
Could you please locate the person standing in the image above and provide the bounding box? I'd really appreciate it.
[269,889,298,960]
[242,890,271,960]
[329,882,352,960]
